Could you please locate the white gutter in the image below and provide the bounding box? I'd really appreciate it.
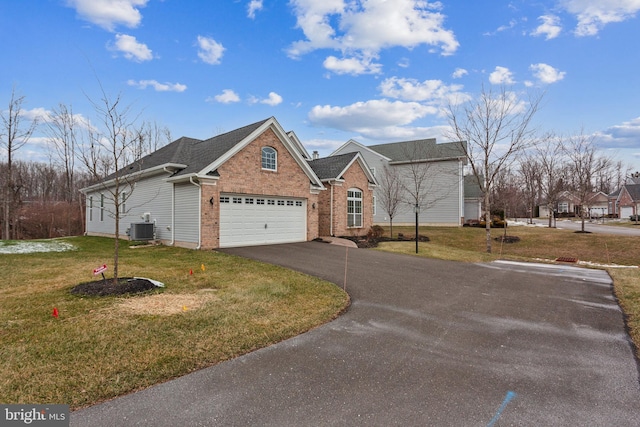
[170,183,175,246]
[190,177,202,249]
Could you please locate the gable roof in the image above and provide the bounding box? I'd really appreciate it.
[369,138,467,163]
[83,117,325,191]
[464,175,483,199]
[308,152,376,185]
[623,184,640,201]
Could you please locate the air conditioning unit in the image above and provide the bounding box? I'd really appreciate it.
[130,222,154,241]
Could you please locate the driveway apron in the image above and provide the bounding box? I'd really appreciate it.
[71,242,640,426]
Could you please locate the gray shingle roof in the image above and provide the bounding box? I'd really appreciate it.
[308,152,360,180]
[464,175,483,198]
[625,184,640,201]
[368,138,466,162]
[101,118,270,181]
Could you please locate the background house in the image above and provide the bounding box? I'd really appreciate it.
[331,138,467,226]
[82,117,375,249]
[615,184,640,219]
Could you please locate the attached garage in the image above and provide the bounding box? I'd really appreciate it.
[620,206,634,219]
[219,194,307,248]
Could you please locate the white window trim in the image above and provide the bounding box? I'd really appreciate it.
[261,146,277,171]
[100,194,104,222]
[347,188,363,228]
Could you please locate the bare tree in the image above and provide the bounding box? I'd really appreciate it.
[377,164,404,238]
[534,133,567,227]
[446,85,542,253]
[518,154,542,224]
[86,88,143,283]
[0,87,38,239]
[564,130,612,232]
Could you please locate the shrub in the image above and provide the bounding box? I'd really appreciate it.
[367,225,385,240]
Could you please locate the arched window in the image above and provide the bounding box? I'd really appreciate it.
[347,188,363,227]
[261,147,277,171]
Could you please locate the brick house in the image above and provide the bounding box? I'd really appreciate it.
[81,117,376,249]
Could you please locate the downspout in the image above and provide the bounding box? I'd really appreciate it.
[190,177,202,249]
[330,182,334,236]
[170,183,175,245]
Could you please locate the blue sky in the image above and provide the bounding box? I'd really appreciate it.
[1,0,639,173]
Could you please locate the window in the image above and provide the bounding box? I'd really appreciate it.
[287,200,294,206]
[558,202,569,213]
[372,195,377,216]
[347,188,363,227]
[295,201,303,207]
[245,198,254,204]
[370,167,376,177]
[100,194,104,221]
[267,199,275,205]
[257,199,265,205]
[277,200,285,206]
[120,192,126,214]
[220,196,230,203]
[261,147,277,171]
[233,197,242,204]
[89,196,93,221]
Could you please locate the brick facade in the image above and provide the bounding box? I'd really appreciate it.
[317,162,373,237]
[199,128,320,249]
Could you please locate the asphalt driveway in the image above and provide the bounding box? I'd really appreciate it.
[72,242,640,426]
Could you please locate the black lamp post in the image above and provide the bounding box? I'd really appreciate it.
[414,203,419,254]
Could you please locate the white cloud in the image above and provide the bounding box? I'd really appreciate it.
[452,68,468,79]
[127,79,187,92]
[197,36,225,65]
[531,14,562,40]
[308,99,436,133]
[489,66,515,85]
[20,107,50,122]
[594,116,640,149]
[249,92,283,106]
[66,0,148,31]
[484,19,518,36]
[110,34,153,61]
[379,77,468,107]
[247,0,263,19]
[530,63,566,84]
[560,0,640,36]
[210,89,241,104]
[288,0,458,74]
[323,55,382,75]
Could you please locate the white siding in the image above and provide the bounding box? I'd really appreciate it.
[85,173,175,241]
[174,183,200,244]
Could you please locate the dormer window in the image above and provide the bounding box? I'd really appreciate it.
[262,146,277,171]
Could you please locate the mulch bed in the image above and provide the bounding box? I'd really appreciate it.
[70,277,158,296]
[339,234,430,248]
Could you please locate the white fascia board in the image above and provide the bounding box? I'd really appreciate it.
[389,156,465,166]
[197,117,325,188]
[337,153,378,186]
[287,130,311,160]
[80,163,186,193]
[330,139,392,162]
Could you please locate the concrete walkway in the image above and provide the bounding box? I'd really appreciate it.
[71,242,640,426]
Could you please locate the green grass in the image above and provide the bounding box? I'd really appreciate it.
[377,224,640,358]
[0,237,348,409]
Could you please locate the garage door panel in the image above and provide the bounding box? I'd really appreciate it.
[219,194,306,248]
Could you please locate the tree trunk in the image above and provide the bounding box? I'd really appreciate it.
[485,191,492,253]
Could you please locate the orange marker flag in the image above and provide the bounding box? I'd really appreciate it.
[189,269,193,275]
[52,307,59,318]
[201,264,205,271]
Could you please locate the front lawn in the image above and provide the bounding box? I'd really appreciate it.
[0,237,348,409]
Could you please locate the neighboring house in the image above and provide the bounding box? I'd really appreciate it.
[81,117,376,249]
[539,190,609,218]
[463,175,483,222]
[331,138,467,226]
[614,184,640,219]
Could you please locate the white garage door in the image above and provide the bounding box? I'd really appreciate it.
[620,206,633,219]
[219,194,307,248]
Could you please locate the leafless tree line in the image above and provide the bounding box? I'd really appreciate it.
[0,86,172,240]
